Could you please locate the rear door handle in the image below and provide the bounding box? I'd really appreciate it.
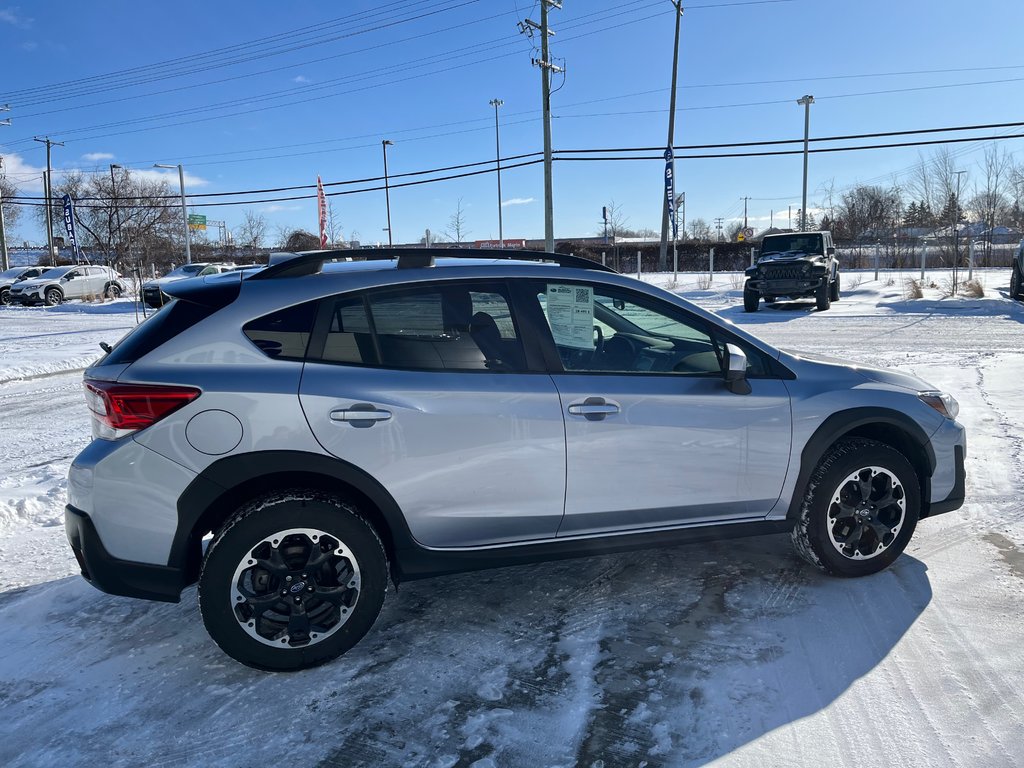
[567,397,620,421]
[330,404,392,426]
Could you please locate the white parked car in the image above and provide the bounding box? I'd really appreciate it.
[9,265,126,306]
[0,265,49,305]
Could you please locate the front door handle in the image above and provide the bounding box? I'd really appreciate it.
[567,397,620,421]
[330,404,392,427]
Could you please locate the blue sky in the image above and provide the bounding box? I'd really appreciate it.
[2,0,1023,245]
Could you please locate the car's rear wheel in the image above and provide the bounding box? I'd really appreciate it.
[105,282,122,299]
[199,491,388,671]
[829,273,841,302]
[792,438,919,577]
[44,287,62,306]
[1011,265,1022,299]
[743,284,760,312]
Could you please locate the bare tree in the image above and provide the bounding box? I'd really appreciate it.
[969,144,1012,263]
[445,197,470,244]
[598,200,631,240]
[235,210,268,250]
[687,218,712,242]
[325,200,343,247]
[0,176,21,234]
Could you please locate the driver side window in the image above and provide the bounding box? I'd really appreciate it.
[535,283,721,376]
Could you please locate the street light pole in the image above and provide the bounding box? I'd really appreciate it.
[953,169,967,286]
[382,140,394,247]
[797,95,814,231]
[154,163,191,263]
[489,98,504,247]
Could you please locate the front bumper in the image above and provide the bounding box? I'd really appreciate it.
[9,293,42,305]
[927,444,966,516]
[746,276,826,295]
[65,505,185,603]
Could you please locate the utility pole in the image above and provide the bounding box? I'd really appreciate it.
[0,108,10,271]
[953,169,966,288]
[33,136,64,262]
[521,1,562,252]
[381,140,394,247]
[714,217,724,242]
[742,196,750,230]
[489,98,505,247]
[154,163,191,263]
[659,1,684,271]
[109,164,124,267]
[796,95,814,232]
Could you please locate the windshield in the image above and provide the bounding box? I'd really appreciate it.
[761,234,824,255]
[0,268,29,279]
[165,264,206,278]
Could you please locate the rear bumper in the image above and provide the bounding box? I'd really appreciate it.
[65,505,185,603]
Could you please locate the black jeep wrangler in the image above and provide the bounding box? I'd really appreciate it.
[743,231,840,312]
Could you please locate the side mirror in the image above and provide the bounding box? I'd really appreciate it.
[827,246,836,256]
[723,343,751,395]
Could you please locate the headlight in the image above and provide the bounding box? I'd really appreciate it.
[919,391,959,420]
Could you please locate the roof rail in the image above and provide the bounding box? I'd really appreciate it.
[249,247,617,280]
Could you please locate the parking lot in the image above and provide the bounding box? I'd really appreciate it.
[1,269,1022,767]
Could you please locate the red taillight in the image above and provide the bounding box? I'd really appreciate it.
[84,379,200,434]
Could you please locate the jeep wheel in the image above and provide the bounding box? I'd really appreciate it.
[792,438,919,577]
[44,287,63,306]
[199,491,388,671]
[0,288,9,306]
[743,284,760,312]
[815,279,831,311]
[829,273,841,302]
[1011,266,1022,299]
[105,282,122,299]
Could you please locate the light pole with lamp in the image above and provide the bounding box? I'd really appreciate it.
[797,95,814,232]
[381,140,394,247]
[489,98,504,247]
[153,163,191,264]
[952,169,966,289]
[109,164,124,266]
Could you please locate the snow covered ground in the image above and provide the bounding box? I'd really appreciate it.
[0,268,1022,767]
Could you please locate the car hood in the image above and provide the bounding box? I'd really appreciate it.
[781,349,934,392]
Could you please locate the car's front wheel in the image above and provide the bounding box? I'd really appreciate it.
[199,491,388,671]
[743,284,760,312]
[792,438,919,577]
[815,279,831,311]
[0,288,9,306]
[1011,265,1022,299]
[829,273,841,302]
[44,287,62,306]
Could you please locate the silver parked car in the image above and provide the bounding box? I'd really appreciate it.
[10,265,125,305]
[0,265,49,305]
[66,249,966,670]
[141,262,236,308]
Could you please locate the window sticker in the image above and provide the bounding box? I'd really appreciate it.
[546,284,594,349]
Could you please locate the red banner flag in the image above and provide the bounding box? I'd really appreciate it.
[317,175,328,249]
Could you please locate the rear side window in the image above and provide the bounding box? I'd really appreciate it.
[103,300,218,365]
[319,283,527,372]
[243,302,317,361]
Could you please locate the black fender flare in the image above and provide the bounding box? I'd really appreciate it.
[172,450,416,581]
[786,407,935,519]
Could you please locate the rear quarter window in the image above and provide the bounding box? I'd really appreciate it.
[102,300,218,365]
[243,302,317,361]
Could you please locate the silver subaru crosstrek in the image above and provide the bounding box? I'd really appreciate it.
[65,249,966,670]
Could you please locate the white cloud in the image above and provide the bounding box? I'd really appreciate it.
[292,75,310,84]
[0,7,32,27]
[261,204,303,213]
[142,167,210,188]
[501,197,534,207]
[20,40,37,51]
[81,152,114,162]
[0,152,46,193]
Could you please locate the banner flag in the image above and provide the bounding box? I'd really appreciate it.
[317,175,328,249]
[664,147,677,240]
[61,193,83,262]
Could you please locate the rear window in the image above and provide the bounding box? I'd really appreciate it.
[102,300,218,365]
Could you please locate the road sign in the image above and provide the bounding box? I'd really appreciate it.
[737,233,745,242]
[188,214,207,231]
[743,227,754,238]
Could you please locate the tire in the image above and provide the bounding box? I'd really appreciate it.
[44,287,63,306]
[1011,265,1022,300]
[829,273,841,302]
[105,282,122,299]
[815,279,831,311]
[791,438,920,578]
[743,284,760,312]
[199,490,389,671]
[0,288,9,306]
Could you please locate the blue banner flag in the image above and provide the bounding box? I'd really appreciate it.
[61,193,82,261]
[664,147,677,240]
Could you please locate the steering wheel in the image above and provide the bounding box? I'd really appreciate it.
[593,325,605,356]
